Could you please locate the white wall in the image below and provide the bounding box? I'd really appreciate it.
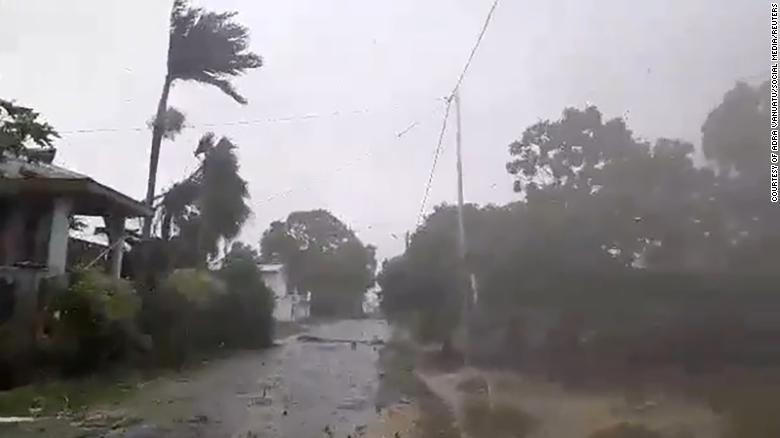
[274,295,294,322]
[261,270,287,299]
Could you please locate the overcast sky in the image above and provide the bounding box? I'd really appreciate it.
[0,0,766,261]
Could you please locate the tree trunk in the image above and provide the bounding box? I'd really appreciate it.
[142,76,173,239]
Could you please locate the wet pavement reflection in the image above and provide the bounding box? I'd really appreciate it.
[271,319,390,437]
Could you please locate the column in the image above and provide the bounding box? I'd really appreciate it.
[47,198,72,275]
[105,214,126,278]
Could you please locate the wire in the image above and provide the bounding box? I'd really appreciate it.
[415,0,501,227]
[451,0,501,96]
[56,106,390,136]
[255,99,444,207]
[416,98,453,226]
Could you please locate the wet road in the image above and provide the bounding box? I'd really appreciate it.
[3,319,396,438]
[126,319,392,438]
[271,320,389,437]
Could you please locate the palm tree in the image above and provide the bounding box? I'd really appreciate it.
[160,133,251,265]
[143,0,261,238]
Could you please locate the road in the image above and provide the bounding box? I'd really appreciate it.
[124,319,392,438]
[4,319,420,438]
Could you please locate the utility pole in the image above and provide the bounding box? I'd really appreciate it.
[455,90,467,266]
[454,89,475,365]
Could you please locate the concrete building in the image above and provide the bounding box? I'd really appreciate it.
[258,263,309,322]
[0,155,151,331]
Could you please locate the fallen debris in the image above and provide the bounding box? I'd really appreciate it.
[0,416,36,424]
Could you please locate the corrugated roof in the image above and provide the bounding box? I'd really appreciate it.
[0,157,152,217]
[0,157,88,180]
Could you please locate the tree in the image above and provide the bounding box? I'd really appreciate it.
[702,81,768,177]
[143,0,262,238]
[0,99,58,162]
[217,243,274,348]
[159,133,251,266]
[223,241,260,265]
[260,210,376,317]
[506,106,723,271]
[700,80,778,272]
[381,104,749,344]
[378,205,474,341]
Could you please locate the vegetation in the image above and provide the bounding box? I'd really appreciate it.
[138,249,272,367]
[216,243,274,348]
[381,80,778,345]
[379,80,780,433]
[260,210,376,317]
[0,99,58,162]
[143,0,262,237]
[42,270,145,376]
[159,133,251,266]
[0,1,275,415]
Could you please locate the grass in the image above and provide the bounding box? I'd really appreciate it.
[378,338,461,438]
[461,396,538,438]
[0,321,296,419]
[0,373,142,417]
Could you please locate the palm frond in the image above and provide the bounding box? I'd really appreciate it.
[192,73,248,104]
[168,2,262,104]
[195,132,216,156]
[200,137,250,242]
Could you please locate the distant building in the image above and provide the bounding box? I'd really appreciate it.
[257,263,309,322]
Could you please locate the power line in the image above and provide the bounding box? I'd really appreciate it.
[451,0,500,96]
[416,98,453,226]
[415,0,501,227]
[255,100,444,207]
[56,105,410,136]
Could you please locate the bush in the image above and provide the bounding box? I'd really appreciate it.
[140,264,273,366]
[140,269,225,367]
[162,268,226,307]
[43,270,143,375]
[216,256,274,348]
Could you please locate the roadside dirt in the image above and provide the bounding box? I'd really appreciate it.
[420,369,722,438]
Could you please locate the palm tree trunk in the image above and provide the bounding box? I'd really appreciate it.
[142,76,173,238]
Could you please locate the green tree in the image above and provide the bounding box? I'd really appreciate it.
[700,80,778,272]
[260,210,376,317]
[143,0,262,237]
[217,245,274,348]
[506,106,723,271]
[224,241,260,265]
[0,99,58,162]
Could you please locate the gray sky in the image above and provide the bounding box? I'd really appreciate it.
[0,0,766,261]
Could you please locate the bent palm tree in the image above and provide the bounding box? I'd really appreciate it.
[160,133,250,265]
[144,0,261,238]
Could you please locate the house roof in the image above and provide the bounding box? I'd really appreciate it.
[0,157,152,217]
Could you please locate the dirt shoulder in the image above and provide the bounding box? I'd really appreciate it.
[418,367,722,438]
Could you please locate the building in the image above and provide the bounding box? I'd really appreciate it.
[257,263,309,322]
[0,156,151,331]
